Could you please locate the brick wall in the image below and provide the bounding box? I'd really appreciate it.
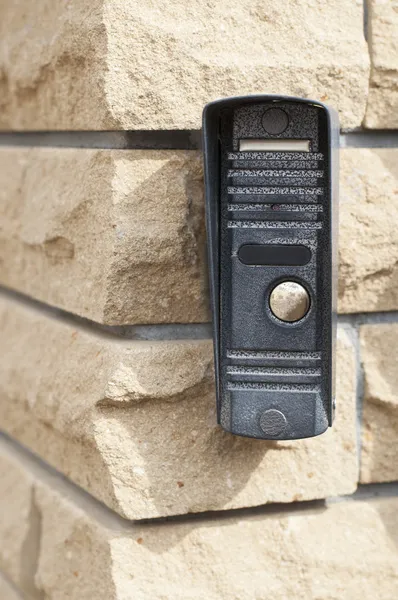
[0,1,398,598]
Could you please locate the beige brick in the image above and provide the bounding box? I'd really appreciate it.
[0,147,209,325]
[0,294,358,519]
[1,440,398,600]
[0,446,32,589]
[1,147,398,325]
[338,149,398,313]
[0,0,369,130]
[0,449,37,598]
[360,323,398,483]
[365,0,398,128]
[0,574,22,600]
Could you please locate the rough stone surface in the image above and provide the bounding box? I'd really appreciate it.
[0,0,369,130]
[0,294,358,519]
[35,495,398,600]
[339,149,398,313]
[0,147,208,325]
[360,324,398,484]
[0,450,34,597]
[1,147,398,324]
[0,575,22,600]
[365,0,398,128]
[1,441,398,600]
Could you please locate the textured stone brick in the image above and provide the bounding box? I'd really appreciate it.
[338,149,398,313]
[0,0,369,130]
[1,440,398,600]
[365,0,398,128]
[1,147,398,325]
[0,448,34,597]
[0,295,358,519]
[360,323,398,483]
[0,575,22,600]
[0,147,208,325]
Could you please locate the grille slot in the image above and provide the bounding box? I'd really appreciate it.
[228,220,323,230]
[228,152,324,161]
[226,152,326,225]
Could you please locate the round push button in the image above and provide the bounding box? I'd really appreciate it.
[259,409,287,437]
[262,108,289,135]
[269,281,310,322]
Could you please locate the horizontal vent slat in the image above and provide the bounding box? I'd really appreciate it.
[227,350,322,360]
[227,203,323,213]
[228,152,324,161]
[226,366,321,376]
[227,382,321,392]
[228,220,323,230]
[228,187,324,196]
[230,178,322,188]
[230,160,320,169]
[228,169,324,178]
[230,195,322,204]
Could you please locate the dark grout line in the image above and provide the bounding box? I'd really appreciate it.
[154,482,398,525]
[0,130,202,150]
[138,498,327,526]
[0,129,398,150]
[108,322,214,341]
[329,481,398,503]
[338,312,398,475]
[1,285,398,343]
[338,311,398,326]
[0,284,213,341]
[355,330,365,470]
[340,131,398,148]
[363,0,369,42]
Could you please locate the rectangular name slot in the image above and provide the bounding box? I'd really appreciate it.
[238,244,312,266]
[239,139,311,152]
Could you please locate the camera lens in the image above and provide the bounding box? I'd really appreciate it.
[262,108,289,135]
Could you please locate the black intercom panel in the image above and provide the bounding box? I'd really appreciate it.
[202,96,339,440]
